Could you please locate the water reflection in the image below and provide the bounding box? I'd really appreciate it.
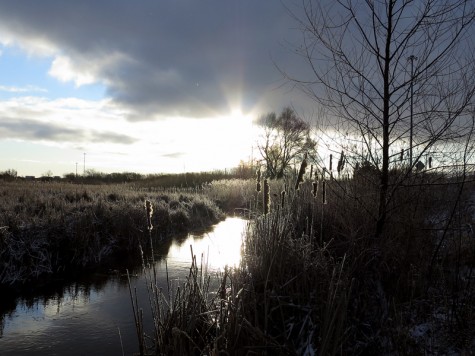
[164,216,244,272]
[0,217,246,355]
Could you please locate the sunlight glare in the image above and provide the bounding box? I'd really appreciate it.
[165,217,246,272]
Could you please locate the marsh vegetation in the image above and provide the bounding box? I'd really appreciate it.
[127,168,475,355]
[1,166,474,354]
[0,181,227,290]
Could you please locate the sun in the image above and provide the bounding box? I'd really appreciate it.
[227,107,255,137]
[230,108,244,120]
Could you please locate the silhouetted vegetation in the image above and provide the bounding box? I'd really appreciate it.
[287,0,475,239]
[0,169,17,181]
[59,165,256,187]
[131,163,475,354]
[257,107,316,179]
[0,181,224,292]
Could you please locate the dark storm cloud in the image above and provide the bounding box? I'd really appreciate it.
[0,1,308,120]
[90,132,137,144]
[0,117,77,141]
[0,117,137,144]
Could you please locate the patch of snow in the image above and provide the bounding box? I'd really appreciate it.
[410,323,431,339]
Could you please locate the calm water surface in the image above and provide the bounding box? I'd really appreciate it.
[0,217,246,355]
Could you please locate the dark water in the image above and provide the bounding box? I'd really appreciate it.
[0,217,246,355]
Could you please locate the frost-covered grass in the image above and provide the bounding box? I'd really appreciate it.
[134,174,475,354]
[0,181,224,288]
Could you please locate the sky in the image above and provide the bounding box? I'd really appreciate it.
[0,0,315,177]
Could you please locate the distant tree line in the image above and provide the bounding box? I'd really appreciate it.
[1,163,256,186]
[0,169,17,181]
[60,164,256,187]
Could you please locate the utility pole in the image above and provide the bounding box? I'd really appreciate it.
[75,162,78,177]
[408,55,417,170]
[83,153,86,176]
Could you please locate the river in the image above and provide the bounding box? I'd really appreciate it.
[0,217,247,355]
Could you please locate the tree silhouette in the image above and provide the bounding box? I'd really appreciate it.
[288,0,475,236]
[257,107,315,179]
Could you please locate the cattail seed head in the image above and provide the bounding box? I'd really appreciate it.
[281,190,286,209]
[312,181,318,198]
[337,151,345,175]
[145,199,153,231]
[263,179,270,215]
[295,153,308,190]
[256,168,261,192]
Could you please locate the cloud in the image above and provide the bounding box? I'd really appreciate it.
[48,56,96,86]
[162,152,185,159]
[0,117,77,141]
[0,1,308,120]
[0,96,138,146]
[90,132,136,145]
[0,116,137,145]
[0,85,47,93]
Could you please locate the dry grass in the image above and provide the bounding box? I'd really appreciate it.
[132,174,475,354]
[0,181,224,289]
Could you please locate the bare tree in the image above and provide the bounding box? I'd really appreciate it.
[287,0,475,236]
[257,107,316,179]
[0,169,17,181]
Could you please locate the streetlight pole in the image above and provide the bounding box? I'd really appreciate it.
[408,55,417,170]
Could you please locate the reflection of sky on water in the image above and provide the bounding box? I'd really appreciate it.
[0,217,246,355]
[2,275,137,355]
[163,216,245,274]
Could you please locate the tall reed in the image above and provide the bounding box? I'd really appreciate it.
[127,173,475,355]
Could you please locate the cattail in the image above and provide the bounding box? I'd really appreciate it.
[337,151,345,175]
[263,179,270,215]
[295,153,308,190]
[256,168,261,192]
[322,180,327,204]
[309,165,313,180]
[400,148,404,162]
[429,156,432,169]
[145,199,153,231]
[329,154,333,171]
[281,190,286,209]
[312,181,318,197]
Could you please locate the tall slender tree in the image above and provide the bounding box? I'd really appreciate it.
[288,0,475,236]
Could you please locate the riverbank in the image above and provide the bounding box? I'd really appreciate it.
[133,176,475,355]
[0,217,247,355]
[0,181,225,294]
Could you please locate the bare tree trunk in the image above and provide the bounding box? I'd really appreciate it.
[285,0,475,238]
[376,1,394,238]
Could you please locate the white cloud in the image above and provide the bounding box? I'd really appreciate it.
[0,85,47,93]
[0,31,57,57]
[48,56,96,86]
[0,96,136,146]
